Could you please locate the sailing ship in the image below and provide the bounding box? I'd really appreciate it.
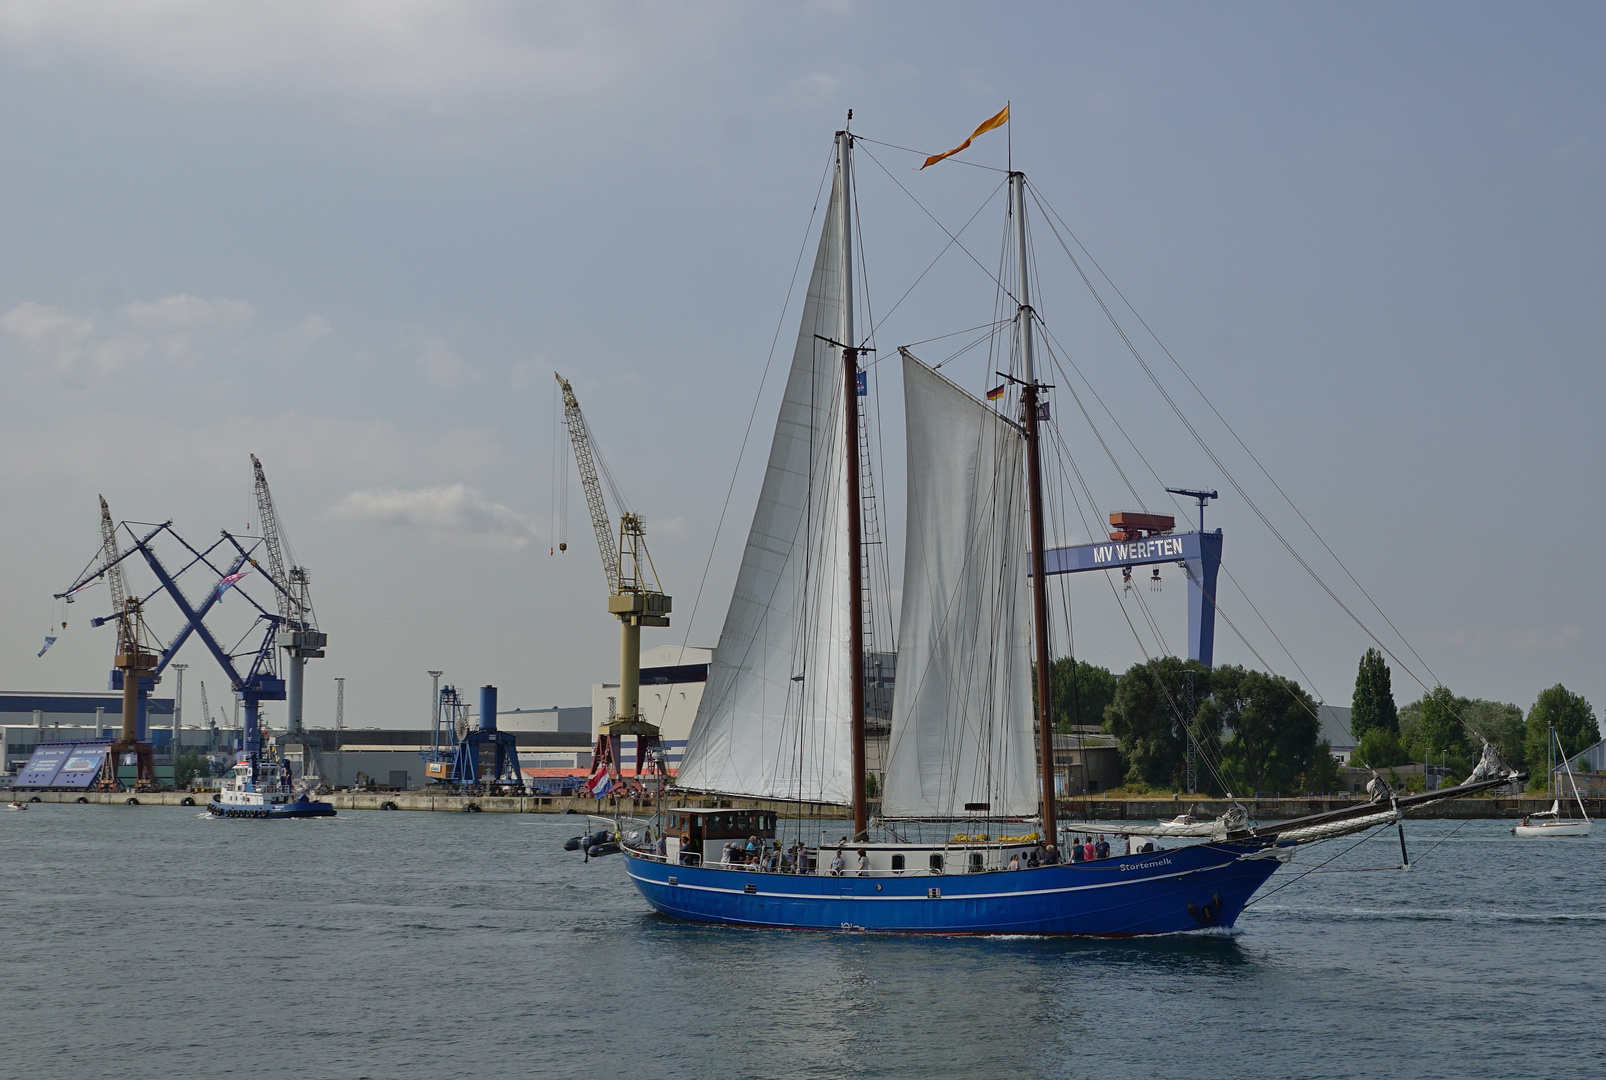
[605,123,1523,934]
[1512,723,1591,837]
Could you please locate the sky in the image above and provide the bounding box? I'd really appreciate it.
[2,1,1602,732]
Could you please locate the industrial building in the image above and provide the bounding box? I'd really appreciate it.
[591,646,900,785]
[2,692,180,779]
[291,705,592,791]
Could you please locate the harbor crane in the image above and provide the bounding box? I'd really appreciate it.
[98,495,160,790]
[59,507,286,767]
[556,373,671,793]
[251,454,327,781]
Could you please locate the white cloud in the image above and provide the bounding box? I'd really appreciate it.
[1,301,103,377]
[417,335,467,386]
[119,294,255,367]
[0,410,500,483]
[0,1,729,102]
[2,294,258,382]
[283,313,333,350]
[329,483,535,549]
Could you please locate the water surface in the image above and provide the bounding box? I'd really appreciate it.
[4,805,1600,1079]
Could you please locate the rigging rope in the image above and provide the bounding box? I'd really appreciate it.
[672,147,836,660]
[1242,822,1394,909]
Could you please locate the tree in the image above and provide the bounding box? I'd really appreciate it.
[1414,685,1469,758]
[1460,699,1526,773]
[1105,657,1217,791]
[1350,727,1409,768]
[1524,685,1600,781]
[1350,648,1399,739]
[1049,658,1117,732]
[1304,741,1344,794]
[173,751,212,788]
[1206,666,1323,795]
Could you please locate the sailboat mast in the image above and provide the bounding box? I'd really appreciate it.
[839,130,868,840]
[1011,171,1058,848]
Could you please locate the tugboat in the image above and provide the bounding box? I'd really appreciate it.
[207,755,335,819]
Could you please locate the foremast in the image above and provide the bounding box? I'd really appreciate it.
[1011,171,1058,846]
[838,128,868,841]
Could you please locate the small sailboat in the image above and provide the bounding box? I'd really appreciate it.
[1512,723,1591,837]
[598,120,1525,934]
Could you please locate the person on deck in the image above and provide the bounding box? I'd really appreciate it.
[1043,843,1059,864]
[1007,853,1021,871]
[856,849,869,876]
[1082,837,1097,862]
[1095,835,1110,860]
[1070,839,1084,863]
[829,849,846,876]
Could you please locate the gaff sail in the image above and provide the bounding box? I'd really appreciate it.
[880,354,1038,819]
[676,165,857,805]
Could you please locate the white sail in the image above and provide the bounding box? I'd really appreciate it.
[881,354,1039,819]
[676,167,857,804]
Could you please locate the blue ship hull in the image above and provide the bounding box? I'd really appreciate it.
[207,796,336,819]
[624,841,1284,936]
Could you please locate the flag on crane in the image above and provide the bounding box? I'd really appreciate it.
[216,569,251,600]
[583,765,612,799]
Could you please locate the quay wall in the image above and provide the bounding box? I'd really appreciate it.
[12,790,1597,821]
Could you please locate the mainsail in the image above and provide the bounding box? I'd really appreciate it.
[880,354,1039,818]
[676,166,857,804]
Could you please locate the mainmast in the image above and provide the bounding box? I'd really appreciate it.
[839,128,868,840]
[1011,171,1058,849]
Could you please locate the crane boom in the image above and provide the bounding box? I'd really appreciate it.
[98,495,133,655]
[251,454,325,754]
[556,374,622,594]
[250,453,296,625]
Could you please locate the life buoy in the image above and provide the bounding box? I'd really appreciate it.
[181,797,196,807]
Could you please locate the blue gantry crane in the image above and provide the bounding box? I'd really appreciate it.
[57,508,287,766]
[420,681,523,793]
[1040,490,1223,666]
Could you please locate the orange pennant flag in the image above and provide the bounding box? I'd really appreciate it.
[920,105,1011,169]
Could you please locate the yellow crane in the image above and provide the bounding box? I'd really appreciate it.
[556,373,671,791]
[99,495,160,790]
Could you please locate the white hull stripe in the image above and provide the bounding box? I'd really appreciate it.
[624,860,1235,902]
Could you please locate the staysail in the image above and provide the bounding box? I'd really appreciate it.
[676,165,857,804]
[880,354,1039,819]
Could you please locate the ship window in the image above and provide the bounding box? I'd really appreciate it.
[891,855,905,871]
[929,854,944,871]
[969,852,984,871]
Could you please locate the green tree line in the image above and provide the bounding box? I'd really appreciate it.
[1346,647,1599,788]
[1045,655,1340,796]
[1041,650,1601,795]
